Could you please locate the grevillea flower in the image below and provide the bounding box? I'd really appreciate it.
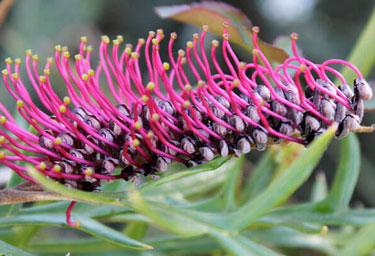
[0,24,372,226]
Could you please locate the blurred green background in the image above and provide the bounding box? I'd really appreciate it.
[0,0,374,207]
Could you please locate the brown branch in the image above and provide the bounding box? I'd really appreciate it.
[353,124,375,133]
[0,181,74,204]
[364,108,375,112]
[0,0,14,26]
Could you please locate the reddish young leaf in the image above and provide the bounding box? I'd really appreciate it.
[155,1,289,63]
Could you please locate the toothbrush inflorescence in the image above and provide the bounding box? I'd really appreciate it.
[0,25,372,226]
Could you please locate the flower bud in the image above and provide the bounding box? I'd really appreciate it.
[354,78,373,100]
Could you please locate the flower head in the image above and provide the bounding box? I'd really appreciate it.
[0,25,372,192]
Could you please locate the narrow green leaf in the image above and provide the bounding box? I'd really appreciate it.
[124,221,149,241]
[221,155,244,211]
[210,230,283,256]
[245,227,336,255]
[335,223,375,256]
[0,214,152,250]
[323,133,360,212]
[310,172,328,202]
[272,143,306,181]
[228,126,336,230]
[141,156,229,193]
[20,202,131,221]
[240,150,276,203]
[142,156,232,199]
[30,235,219,254]
[28,166,129,206]
[339,6,375,82]
[155,2,289,63]
[0,240,35,256]
[265,208,375,227]
[129,190,209,237]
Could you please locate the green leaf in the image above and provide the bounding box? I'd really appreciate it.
[310,172,328,202]
[141,156,229,193]
[335,223,375,256]
[0,214,152,250]
[210,230,283,256]
[339,6,375,82]
[129,190,210,237]
[142,156,232,199]
[245,227,336,255]
[27,166,130,206]
[0,240,35,256]
[154,2,288,63]
[228,125,336,231]
[124,221,149,241]
[240,150,276,203]
[272,143,306,181]
[221,155,244,211]
[265,208,375,227]
[322,133,360,212]
[30,235,219,254]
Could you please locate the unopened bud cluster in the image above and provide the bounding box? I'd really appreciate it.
[0,25,372,191]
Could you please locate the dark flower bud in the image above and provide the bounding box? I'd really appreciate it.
[194,129,210,143]
[305,115,321,133]
[98,128,115,143]
[187,160,199,167]
[109,119,124,136]
[284,89,300,105]
[352,96,364,120]
[59,160,76,174]
[230,115,245,132]
[156,157,169,172]
[181,137,196,154]
[211,105,225,119]
[339,84,354,99]
[274,87,285,98]
[84,135,99,155]
[213,123,228,137]
[166,140,180,156]
[64,179,78,189]
[319,98,336,120]
[72,107,90,120]
[317,79,336,96]
[84,115,101,130]
[69,149,88,159]
[279,122,294,136]
[199,146,214,161]
[246,105,260,123]
[191,106,203,121]
[313,89,320,107]
[256,85,271,101]
[57,132,76,147]
[38,135,54,149]
[102,157,119,174]
[334,102,346,124]
[240,93,251,104]
[158,100,176,115]
[354,78,373,100]
[344,114,360,131]
[237,136,252,154]
[252,128,268,151]
[271,100,288,117]
[215,95,231,109]
[115,104,130,116]
[219,140,229,157]
[141,105,151,122]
